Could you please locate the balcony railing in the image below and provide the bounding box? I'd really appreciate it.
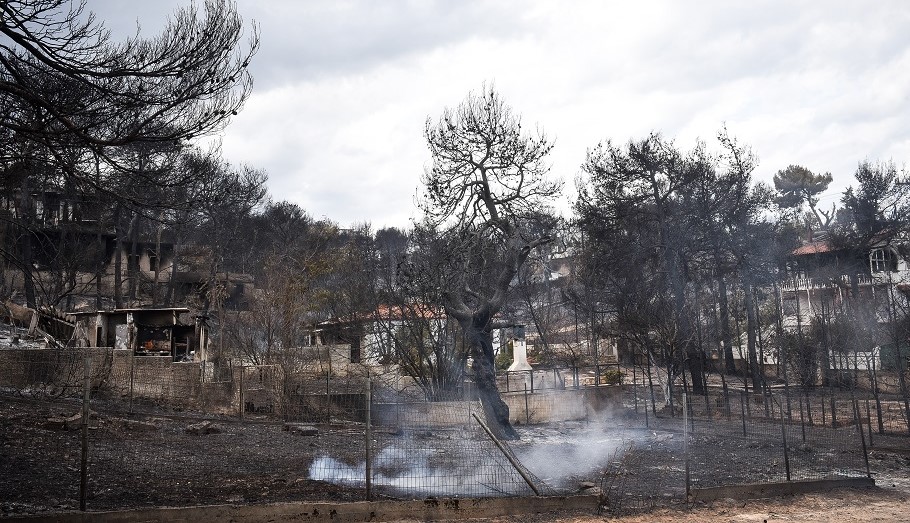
[780,274,873,292]
[780,270,910,292]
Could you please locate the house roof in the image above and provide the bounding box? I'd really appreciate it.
[315,303,446,329]
[792,241,835,256]
[793,229,910,256]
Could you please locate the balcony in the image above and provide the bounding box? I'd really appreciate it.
[780,274,873,292]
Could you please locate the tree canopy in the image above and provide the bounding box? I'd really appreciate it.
[0,0,258,150]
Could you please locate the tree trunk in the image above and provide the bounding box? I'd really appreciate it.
[743,279,761,390]
[127,213,139,302]
[113,206,124,308]
[663,219,704,394]
[95,224,105,310]
[17,177,36,308]
[718,276,736,374]
[153,222,163,305]
[166,233,181,306]
[461,315,518,440]
[817,296,832,387]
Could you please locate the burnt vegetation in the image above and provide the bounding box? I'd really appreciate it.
[1,0,910,472]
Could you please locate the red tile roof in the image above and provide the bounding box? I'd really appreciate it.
[793,241,834,255]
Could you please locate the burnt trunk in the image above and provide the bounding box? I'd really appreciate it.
[113,206,124,308]
[461,316,519,441]
[127,213,139,302]
[743,279,761,390]
[17,177,36,308]
[718,276,736,374]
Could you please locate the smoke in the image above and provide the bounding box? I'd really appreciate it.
[309,443,509,497]
[309,456,365,484]
[309,422,635,497]
[512,421,626,488]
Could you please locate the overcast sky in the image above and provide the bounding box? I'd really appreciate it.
[96,0,910,229]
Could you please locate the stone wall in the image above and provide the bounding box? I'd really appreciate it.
[503,386,622,426]
[372,386,623,430]
[0,347,113,394]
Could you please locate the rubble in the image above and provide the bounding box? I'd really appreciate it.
[121,419,159,432]
[45,410,96,431]
[185,421,222,435]
[283,423,319,436]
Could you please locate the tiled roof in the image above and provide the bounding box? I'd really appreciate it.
[792,241,834,255]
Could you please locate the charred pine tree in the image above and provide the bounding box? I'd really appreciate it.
[415,86,561,440]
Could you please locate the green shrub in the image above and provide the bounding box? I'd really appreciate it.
[600,369,623,385]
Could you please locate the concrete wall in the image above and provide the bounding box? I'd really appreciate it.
[373,399,476,429]
[0,347,114,392]
[2,495,600,523]
[372,387,623,429]
[503,386,622,425]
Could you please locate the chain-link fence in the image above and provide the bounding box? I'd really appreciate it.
[0,350,897,517]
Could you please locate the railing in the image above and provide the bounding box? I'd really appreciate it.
[499,363,623,393]
[780,273,873,292]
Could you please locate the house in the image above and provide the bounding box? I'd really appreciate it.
[781,234,910,328]
[1,188,256,309]
[308,304,453,366]
[707,327,780,374]
[70,307,206,361]
[780,233,910,376]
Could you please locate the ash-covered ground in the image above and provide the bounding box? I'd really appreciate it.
[1,392,907,517]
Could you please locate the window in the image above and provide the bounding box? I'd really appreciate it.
[350,337,361,363]
[870,248,897,273]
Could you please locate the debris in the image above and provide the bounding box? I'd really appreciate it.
[45,410,96,431]
[283,423,318,436]
[186,421,222,435]
[578,481,602,494]
[121,419,158,432]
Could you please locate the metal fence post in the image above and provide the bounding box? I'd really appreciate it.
[740,391,747,437]
[524,382,530,424]
[325,372,330,424]
[80,355,90,512]
[865,399,874,448]
[778,400,791,482]
[821,392,827,426]
[744,388,752,420]
[683,393,691,501]
[853,398,871,478]
[128,347,135,416]
[365,376,372,501]
[644,387,650,429]
[239,364,245,420]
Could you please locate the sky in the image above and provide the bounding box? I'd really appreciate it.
[95,0,910,229]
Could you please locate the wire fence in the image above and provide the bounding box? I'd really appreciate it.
[0,348,901,517]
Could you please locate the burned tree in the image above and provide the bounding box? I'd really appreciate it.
[577,134,711,394]
[0,0,258,150]
[0,0,259,308]
[416,86,561,440]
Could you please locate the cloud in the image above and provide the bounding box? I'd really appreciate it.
[239,0,533,88]
[87,0,910,227]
